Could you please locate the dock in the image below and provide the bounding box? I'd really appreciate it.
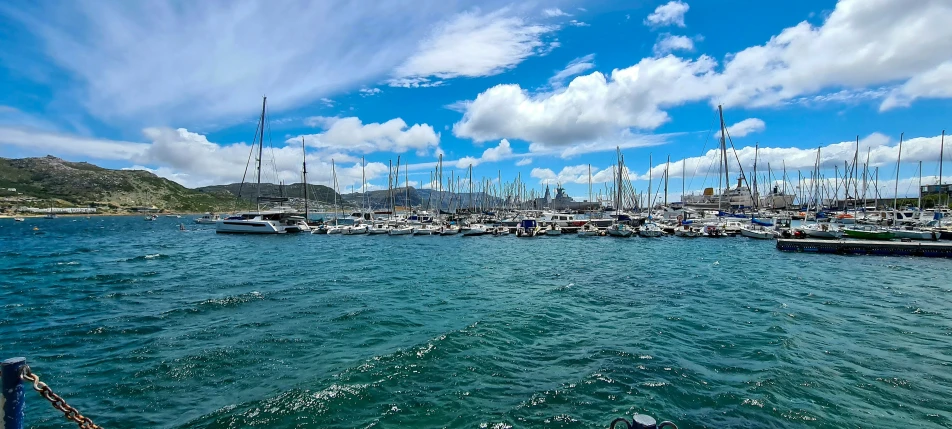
[776,239,952,258]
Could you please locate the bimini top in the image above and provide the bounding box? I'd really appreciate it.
[518,219,538,228]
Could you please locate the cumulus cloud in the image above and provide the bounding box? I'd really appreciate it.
[0,125,390,189]
[724,118,766,138]
[387,9,556,87]
[453,55,718,146]
[516,158,533,166]
[359,88,382,97]
[653,34,694,55]
[455,139,513,168]
[294,116,440,155]
[453,0,952,154]
[645,1,690,28]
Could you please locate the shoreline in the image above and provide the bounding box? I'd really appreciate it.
[0,212,208,219]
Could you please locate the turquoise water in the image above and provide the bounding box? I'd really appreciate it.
[1,216,950,428]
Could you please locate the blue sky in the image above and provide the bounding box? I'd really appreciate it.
[0,0,950,200]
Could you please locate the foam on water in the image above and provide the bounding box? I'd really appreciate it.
[1,216,950,428]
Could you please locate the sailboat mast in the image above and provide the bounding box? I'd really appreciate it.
[682,158,686,205]
[331,159,339,223]
[918,161,923,209]
[664,155,670,207]
[648,153,653,211]
[301,137,309,219]
[717,105,728,210]
[940,130,946,208]
[405,163,409,215]
[894,132,903,210]
[361,156,366,212]
[256,96,267,211]
[753,144,759,210]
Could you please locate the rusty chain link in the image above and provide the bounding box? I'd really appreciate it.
[19,364,103,429]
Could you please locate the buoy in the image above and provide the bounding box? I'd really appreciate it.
[32,227,39,231]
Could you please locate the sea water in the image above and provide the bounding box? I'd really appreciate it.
[1,216,950,428]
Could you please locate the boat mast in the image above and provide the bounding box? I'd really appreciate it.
[256,96,267,211]
[648,153,652,213]
[405,162,410,216]
[918,161,923,209]
[894,132,903,211]
[331,159,339,224]
[753,144,759,210]
[664,155,670,207]
[361,156,367,214]
[682,158,686,207]
[717,105,728,211]
[301,137,308,220]
[940,130,946,208]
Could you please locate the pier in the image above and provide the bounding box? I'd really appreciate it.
[776,239,952,258]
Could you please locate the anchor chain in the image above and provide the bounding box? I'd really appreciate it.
[20,364,103,429]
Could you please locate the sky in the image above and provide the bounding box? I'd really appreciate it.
[0,0,950,201]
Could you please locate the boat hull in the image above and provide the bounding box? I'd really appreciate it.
[740,228,777,240]
[389,228,414,235]
[216,219,284,234]
[890,229,936,240]
[844,229,895,240]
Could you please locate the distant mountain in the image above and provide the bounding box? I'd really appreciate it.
[344,187,503,211]
[0,155,240,212]
[196,182,344,205]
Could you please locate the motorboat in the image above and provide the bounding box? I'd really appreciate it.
[216,211,310,234]
[638,222,664,237]
[389,225,414,235]
[439,225,460,236]
[544,224,562,236]
[740,224,779,239]
[577,223,599,237]
[673,224,701,237]
[343,223,370,235]
[800,223,843,239]
[194,213,221,224]
[144,214,158,221]
[14,217,25,222]
[369,222,391,235]
[325,225,344,235]
[462,224,489,236]
[413,225,438,235]
[492,225,510,236]
[606,223,633,238]
[515,219,540,237]
[702,224,726,237]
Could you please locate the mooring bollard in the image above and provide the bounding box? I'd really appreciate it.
[1,357,27,429]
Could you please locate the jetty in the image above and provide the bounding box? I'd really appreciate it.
[776,238,952,258]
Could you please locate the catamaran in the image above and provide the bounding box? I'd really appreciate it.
[216,97,309,234]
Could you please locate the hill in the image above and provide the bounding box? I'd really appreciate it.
[0,156,242,212]
[344,187,503,210]
[195,182,345,206]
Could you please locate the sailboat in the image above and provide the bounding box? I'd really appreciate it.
[638,222,664,237]
[577,222,599,237]
[216,97,309,234]
[44,200,57,219]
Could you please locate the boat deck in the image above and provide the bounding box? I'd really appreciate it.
[776,239,952,258]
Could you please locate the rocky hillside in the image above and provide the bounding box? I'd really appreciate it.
[344,187,502,210]
[0,156,240,212]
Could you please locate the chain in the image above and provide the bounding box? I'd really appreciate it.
[19,365,104,429]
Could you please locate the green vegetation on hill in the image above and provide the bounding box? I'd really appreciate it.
[0,156,244,212]
[196,182,344,205]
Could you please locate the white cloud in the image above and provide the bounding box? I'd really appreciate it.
[295,117,440,155]
[387,9,556,86]
[359,88,382,97]
[724,118,766,138]
[542,8,570,18]
[320,98,335,107]
[653,34,694,55]
[455,139,513,168]
[0,1,507,127]
[645,1,690,28]
[453,0,952,155]
[453,55,718,146]
[880,61,952,111]
[568,20,590,27]
[516,158,533,166]
[531,164,614,186]
[0,126,148,160]
[548,54,596,88]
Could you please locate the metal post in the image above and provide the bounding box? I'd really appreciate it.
[1,357,26,429]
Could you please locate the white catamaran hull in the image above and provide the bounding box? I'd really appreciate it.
[216,219,285,234]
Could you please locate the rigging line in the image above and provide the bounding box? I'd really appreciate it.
[723,126,756,204]
[689,108,720,191]
[235,112,263,209]
[266,113,280,189]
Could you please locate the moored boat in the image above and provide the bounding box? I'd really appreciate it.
[14,217,25,222]
[843,225,895,240]
[516,219,540,237]
[544,224,562,236]
[673,224,701,237]
[639,222,664,237]
[389,225,414,235]
[217,211,310,234]
[194,213,221,224]
[740,225,779,239]
[577,223,599,237]
[606,223,633,238]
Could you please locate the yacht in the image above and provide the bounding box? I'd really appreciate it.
[543,223,562,236]
[606,223,633,238]
[194,213,221,224]
[577,223,599,237]
[389,225,414,235]
[216,211,310,234]
[462,224,489,236]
